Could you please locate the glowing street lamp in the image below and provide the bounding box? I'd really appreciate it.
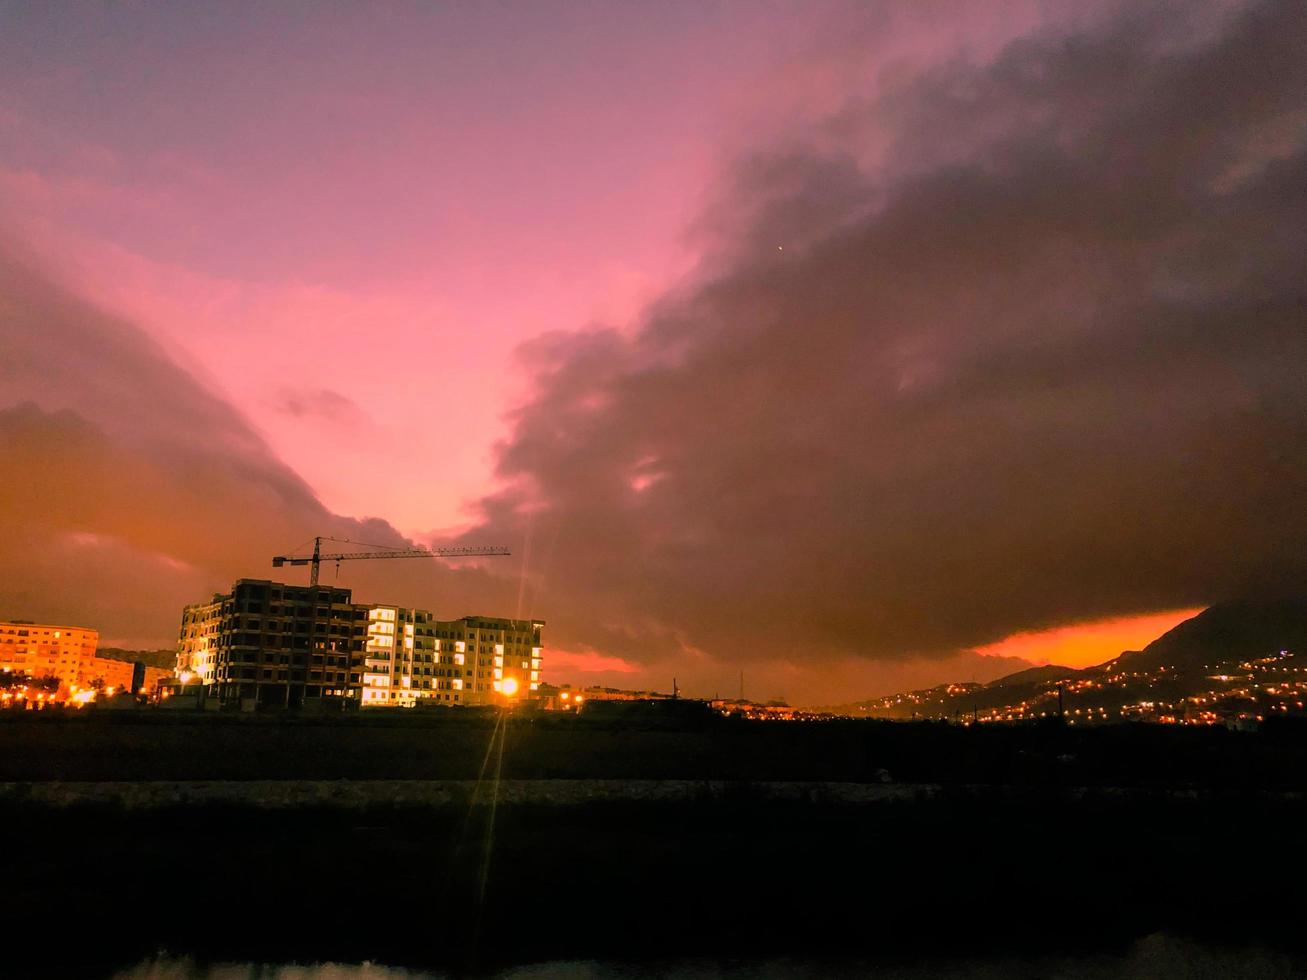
[501,676,520,697]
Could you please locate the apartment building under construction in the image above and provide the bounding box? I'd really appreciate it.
[176,579,542,708]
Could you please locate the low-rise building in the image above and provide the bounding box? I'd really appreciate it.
[87,656,136,692]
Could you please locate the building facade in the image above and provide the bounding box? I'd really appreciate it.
[0,620,99,686]
[0,620,162,696]
[177,579,543,708]
[178,580,358,707]
[359,605,542,706]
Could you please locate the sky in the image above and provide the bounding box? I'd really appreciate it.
[1,0,1304,704]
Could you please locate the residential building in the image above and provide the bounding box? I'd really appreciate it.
[89,656,136,692]
[359,605,541,706]
[177,579,543,708]
[177,580,357,708]
[0,620,99,686]
[0,620,161,696]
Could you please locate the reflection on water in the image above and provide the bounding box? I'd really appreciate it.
[112,933,1307,980]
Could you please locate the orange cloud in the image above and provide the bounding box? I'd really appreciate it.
[545,648,640,675]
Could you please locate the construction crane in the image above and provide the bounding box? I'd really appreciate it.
[273,536,510,586]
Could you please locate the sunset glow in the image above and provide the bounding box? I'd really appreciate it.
[4,4,1305,974]
[978,609,1206,670]
[3,1,1305,705]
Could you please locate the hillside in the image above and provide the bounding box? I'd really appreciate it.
[1100,599,1307,674]
[96,647,175,670]
[985,664,1078,689]
[828,600,1307,724]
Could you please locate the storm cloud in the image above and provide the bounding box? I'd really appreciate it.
[457,0,1307,675]
[2,0,1305,704]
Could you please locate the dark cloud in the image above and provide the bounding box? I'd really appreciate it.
[3,0,1305,704]
[456,0,1307,678]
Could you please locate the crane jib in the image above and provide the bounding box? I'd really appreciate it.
[270,539,510,585]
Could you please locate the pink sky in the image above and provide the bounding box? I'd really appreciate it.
[0,2,817,531]
[0,1,1082,538]
[0,1,1069,532]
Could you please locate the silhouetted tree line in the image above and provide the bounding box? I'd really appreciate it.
[0,671,59,692]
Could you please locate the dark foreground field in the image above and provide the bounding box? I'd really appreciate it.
[4,712,1307,977]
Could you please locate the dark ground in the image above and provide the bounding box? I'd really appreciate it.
[5,709,1307,786]
[3,712,1306,977]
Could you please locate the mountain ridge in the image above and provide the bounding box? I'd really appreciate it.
[822,600,1307,720]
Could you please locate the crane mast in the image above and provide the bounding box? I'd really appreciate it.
[273,536,510,585]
